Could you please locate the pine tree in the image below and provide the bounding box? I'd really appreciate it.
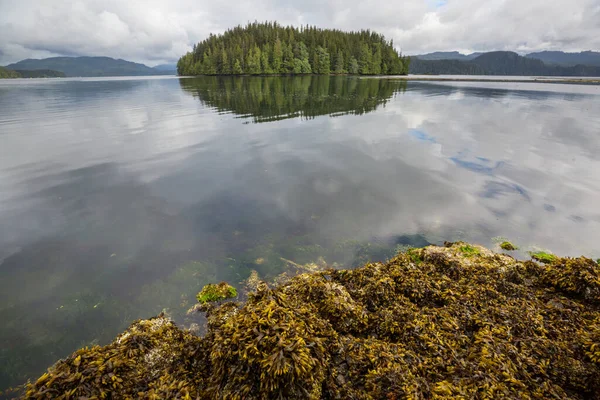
[316,46,330,74]
[348,57,359,74]
[335,51,345,74]
[233,59,243,74]
[273,38,283,73]
[359,43,372,75]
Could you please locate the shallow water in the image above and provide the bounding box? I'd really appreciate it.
[1,75,600,389]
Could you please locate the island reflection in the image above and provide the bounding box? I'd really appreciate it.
[179,75,407,123]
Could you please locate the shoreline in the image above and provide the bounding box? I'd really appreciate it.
[177,73,600,85]
[391,76,600,84]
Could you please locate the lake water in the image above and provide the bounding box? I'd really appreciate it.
[1,75,600,389]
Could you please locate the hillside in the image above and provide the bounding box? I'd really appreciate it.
[14,69,66,78]
[178,21,410,76]
[470,51,547,75]
[526,51,600,67]
[409,58,486,75]
[413,51,482,61]
[409,51,600,76]
[22,242,600,399]
[0,67,66,79]
[6,57,173,77]
[0,66,21,78]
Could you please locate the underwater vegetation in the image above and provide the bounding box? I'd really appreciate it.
[196,282,238,304]
[21,242,600,399]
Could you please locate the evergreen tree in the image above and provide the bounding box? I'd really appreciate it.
[335,51,345,74]
[220,48,231,75]
[233,59,243,74]
[359,44,372,75]
[273,38,283,73]
[348,57,359,74]
[261,46,272,74]
[283,43,295,73]
[372,45,382,75]
[316,46,331,74]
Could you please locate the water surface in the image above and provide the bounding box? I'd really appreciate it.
[1,75,600,389]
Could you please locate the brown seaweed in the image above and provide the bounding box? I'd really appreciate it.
[21,242,600,399]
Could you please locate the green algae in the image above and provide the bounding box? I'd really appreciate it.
[529,250,558,264]
[458,243,480,256]
[500,241,518,251]
[195,282,237,304]
[406,247,423,265]
[23,242,600,399]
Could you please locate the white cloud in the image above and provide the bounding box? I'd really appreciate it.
[0,0,598,65]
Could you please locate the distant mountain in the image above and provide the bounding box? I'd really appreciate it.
[470,51,547,75]
[413,51,483,61]
[526,51,600,67]
[5,57,173,77]
[152,64,177,73]
[409,51,600,76]
[409,58,486,75]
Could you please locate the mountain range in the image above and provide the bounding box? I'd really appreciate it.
[2,57,176,78]
[414,50,600,65]
[2,51,599,78]
[410,51,600,76]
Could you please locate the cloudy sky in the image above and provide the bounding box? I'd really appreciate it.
[1,0,599,66]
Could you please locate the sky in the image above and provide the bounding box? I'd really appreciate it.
[0,0,599,66]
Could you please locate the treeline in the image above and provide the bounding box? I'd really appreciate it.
[14,69,66,78]
[178,22,410,76]
[179,75,407,123]
[0,66,21,78]
[409,51,600,76]
[0,67,66,79]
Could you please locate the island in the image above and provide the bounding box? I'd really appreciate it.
[20,242,600,399]
[177,22,410,76]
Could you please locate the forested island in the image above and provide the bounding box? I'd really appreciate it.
[177,22,410,76]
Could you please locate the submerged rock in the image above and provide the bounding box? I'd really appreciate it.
[22,243,600,399]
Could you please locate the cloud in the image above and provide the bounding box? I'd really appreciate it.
[0,0,598,66]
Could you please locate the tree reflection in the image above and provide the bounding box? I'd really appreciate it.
[179,76,407,123]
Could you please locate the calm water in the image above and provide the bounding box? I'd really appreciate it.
[1,75,600,389]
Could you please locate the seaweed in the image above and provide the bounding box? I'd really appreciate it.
[196,282,237,304]
[458,243,480,256]
[529,250,558,264]
[23,243,600,399]
[500,241,518,251]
